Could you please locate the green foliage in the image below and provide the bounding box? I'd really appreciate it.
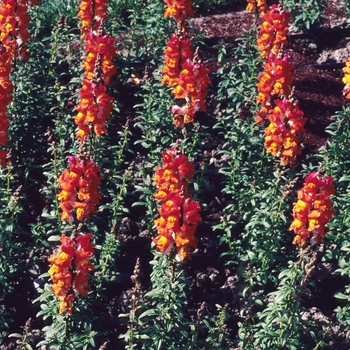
[283,0,328,31]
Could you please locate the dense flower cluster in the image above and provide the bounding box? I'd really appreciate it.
[257,4,291,59]
[153,148,201,260]
[246,0,268,15]
[255,53,294,124]
[164,0,194,24]
[162,1,210,128]
[0,0,39,59]
[0,0,39,166]
[342,58,350,99]
[83,33,117,85]
[78,0,107,39]
[171,59,211,127]
[48,233,94,315]
[75,1,117,141]
[57,155,102,223]
[74,33,116,141]
[264,97,306,166]
[162,34,193,87]
[290,172,335,247]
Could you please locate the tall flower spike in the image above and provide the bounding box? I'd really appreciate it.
[74,24,117,141]
[164,0,194,26]
[153,148,201,260]
[290,172,335,247]
[48,233,94,315]
[264,97,306,166]
[255,53,294,124]
[78,0,107,39]
[257,4,291,59]
[57,155,102,223]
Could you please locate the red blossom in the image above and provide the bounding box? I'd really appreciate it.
[290,172,336,246]
[57,155,102,223]
[48,233,94,314]
[257,4,291,59]
[153,148,200,260]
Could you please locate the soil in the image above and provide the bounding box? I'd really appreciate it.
[2,2,350,349]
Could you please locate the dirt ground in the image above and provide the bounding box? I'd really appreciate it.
[2,2,350,349]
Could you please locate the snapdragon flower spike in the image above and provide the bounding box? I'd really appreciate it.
[342,59,350,99]
[290,172,335,247]
[255,53,294,124]
[78,0,107,39]
[161,34,193,87]
[14,0,32,60]
[74,31,116,141]
[83,32,117,86]
[171,59,211,127]
[246,0,268,15]
[257,4,291,59]
[0,45,12,167]
[0,0,39,60]
[164,0,194,25]
[57,155,102,223]
[153,148,200,260]
[48,233,94,315]
[264,97,305,166]
[74,78,114,142]
[153,147,195,200]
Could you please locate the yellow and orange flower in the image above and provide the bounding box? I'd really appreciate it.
[57,155,102,223]
[48,233,94,315]
[161,34,193,87]
[257,4,291,59]
[74,31,117,141]
[153,148,200,260]
[264,97,305,166]
[164,0,194,25]
[77,0,107,39]
[255,54,294,123]
[290,172,335,246]
[246,0,268,15]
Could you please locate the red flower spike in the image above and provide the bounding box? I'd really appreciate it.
[263,97,305,166]
[290,172,335,247]
[57,155,102,223]
[164,0,194,23]
[48,233,94,315]
[77,0,107,39]
[257,4,291,59]
[255,54,295,123]
[153,148,200,260]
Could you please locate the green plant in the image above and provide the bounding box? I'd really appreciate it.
[283,0,328,31]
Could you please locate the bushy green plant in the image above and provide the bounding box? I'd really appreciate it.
[283,0,328,31]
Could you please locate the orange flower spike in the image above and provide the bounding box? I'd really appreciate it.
[153,148,200,260]
[48,233,94,314]
[164,0,194,22]
[264,97,305,165]
[290,172,335,246]
[57,156,102,223]
[257,5,291,58]
[162,34,193,87]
